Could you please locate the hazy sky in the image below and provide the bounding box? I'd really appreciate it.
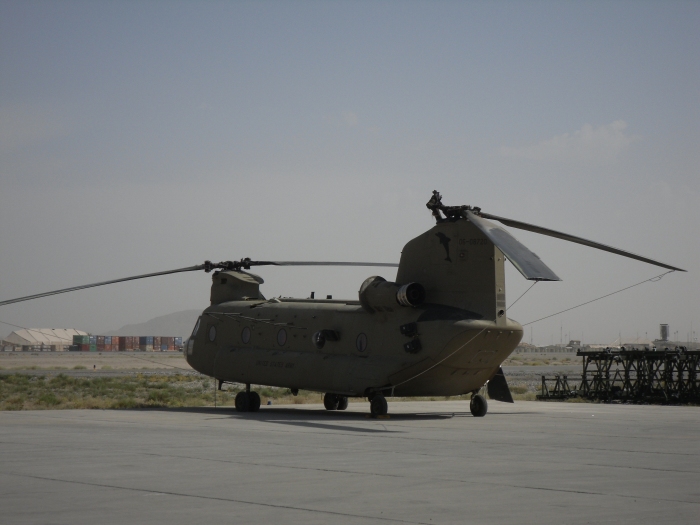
[1,1,698,345]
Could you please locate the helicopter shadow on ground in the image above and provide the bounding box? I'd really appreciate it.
[134,404,541,435]
[137,406,398,433]
[142,406,479,433]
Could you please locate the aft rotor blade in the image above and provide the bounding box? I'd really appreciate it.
[0,264,206,307]
[466,211,561,281]
[255,261,399,268]
[480,212,686,272]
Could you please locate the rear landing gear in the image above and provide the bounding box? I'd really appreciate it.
[235,390,261,412]
[323,393,340,410]
[323,393,349,411]
[470,393,487,417]
[370,393,388,417]
[249,391,261,411]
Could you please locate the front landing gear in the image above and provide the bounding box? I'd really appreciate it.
[235,389,261,413]
[470,393,488,417]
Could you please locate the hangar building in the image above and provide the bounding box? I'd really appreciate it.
[1,328,88,351]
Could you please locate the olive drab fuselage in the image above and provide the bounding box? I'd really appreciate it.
[185,217,524,397]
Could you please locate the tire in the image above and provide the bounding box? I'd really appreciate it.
[370,394,388,416]
[323,393,339,410]
[249,391,261,412]
[235,391,250,412]
[470,394,488,417]
[336,396,349,411]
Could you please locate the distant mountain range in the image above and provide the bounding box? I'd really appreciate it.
[104,310,201,338]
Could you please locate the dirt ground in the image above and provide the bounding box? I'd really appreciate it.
[0,351,190,371]
[0,350,582,403]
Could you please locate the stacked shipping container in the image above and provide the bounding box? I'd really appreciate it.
[71,334,182,352]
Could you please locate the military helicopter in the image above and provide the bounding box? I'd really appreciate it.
[0,192,685,417]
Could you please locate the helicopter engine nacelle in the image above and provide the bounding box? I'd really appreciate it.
[358,276,425,313]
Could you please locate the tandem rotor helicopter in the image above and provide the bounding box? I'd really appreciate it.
[1,192,685,417]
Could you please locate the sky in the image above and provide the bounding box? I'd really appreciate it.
[1,0,698,345]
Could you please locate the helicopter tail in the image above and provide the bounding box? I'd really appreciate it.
[396,217,508,324]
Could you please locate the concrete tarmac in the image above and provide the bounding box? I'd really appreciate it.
[1,401,698,524]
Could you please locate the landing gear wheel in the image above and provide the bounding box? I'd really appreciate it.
[336,396,349,411]
[370,394,388,417]
[470,394,488,417]
[235,391,250,412]
[323,393,340,410]
[249,391,261,412]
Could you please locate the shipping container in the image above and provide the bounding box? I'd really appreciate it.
[174,337,183,346]
[81,344,90,352]
[139,336,154,345]
[73,335,90,345]
[90,344,97,352]
[96,336,105,344]
[139,344,154,352]
[153,336,161,348]
[111,336,120,346]
[89,335,97,344]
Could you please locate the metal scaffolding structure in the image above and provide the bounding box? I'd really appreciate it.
[538,347,700,404]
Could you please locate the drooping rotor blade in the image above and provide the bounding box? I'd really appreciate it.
[250,261,399,268]
[466,211,561,281]
[0,260,400,307]
[0,264,208,307]
[479,212,686,272]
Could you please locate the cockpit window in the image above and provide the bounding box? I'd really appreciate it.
[192,317,201,337]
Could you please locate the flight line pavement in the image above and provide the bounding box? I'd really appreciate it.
[0,401,697,525]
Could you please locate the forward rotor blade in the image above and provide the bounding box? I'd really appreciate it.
[480,212,686,272]
[0,264,206,307]
[0,260,400,307]
[466,211,561,281]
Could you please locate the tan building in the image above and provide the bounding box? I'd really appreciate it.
[1,328,88,351]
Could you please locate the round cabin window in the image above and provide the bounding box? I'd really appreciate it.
[241,327,251,344]
[277,329,287,346]
[356,333,368,352]
[208,325,217,342]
